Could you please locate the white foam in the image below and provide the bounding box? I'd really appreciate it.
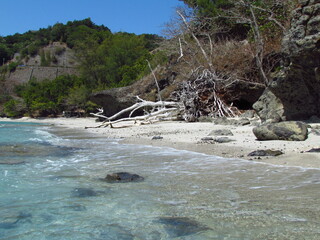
[33,128,62,145]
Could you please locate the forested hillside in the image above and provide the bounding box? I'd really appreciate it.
[0,18,165,117]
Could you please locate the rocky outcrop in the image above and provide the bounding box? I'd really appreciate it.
[252,121,308,141]
[220,80,265,109]
[253,0,320,122]
[89,86,137,118]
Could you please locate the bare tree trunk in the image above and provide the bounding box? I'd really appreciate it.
[177,10,213,70]
[248,3,269,85]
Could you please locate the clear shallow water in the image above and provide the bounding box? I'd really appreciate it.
[0,122,320,240]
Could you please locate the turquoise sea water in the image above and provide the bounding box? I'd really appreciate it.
[0,121,320,240]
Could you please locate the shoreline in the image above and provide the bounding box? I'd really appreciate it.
[1,117,320,169]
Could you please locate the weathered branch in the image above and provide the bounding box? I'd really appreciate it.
[146,60,162,102]
[177,38,184,62]
[177,10,213,70]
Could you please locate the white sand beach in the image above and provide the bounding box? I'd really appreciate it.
[2,117,320,169]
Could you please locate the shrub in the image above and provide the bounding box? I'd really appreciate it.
[54,46,66,56]
[4,98,26,118]
[66,85,90,108]
[27,44,39,56]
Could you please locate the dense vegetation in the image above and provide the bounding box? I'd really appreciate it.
[0,18,166,117]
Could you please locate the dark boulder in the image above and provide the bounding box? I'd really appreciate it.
[104,172,144,183]
[253,121,308,141]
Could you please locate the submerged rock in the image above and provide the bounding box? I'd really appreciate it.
[253,121,308,141]
[71,188,99,198]
[99,224,135,240]
[248,149,283,157]
[0,143,75,158]
[104,172,144,183]
[0,212,32,229]
[156,217,210,237]
[0,221,18,229]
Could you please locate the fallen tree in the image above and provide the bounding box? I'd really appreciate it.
[89,96,184,128]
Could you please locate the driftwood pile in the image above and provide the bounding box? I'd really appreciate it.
[171,68,238,122]
[90,68,239,128]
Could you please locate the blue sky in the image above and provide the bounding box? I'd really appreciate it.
[0,0,183,36]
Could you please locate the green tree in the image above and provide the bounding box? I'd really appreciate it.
[75,32,152,88]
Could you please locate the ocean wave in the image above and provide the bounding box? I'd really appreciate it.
[33,128,62,145]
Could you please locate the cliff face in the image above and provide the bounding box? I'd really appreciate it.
[253,0,320,122]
